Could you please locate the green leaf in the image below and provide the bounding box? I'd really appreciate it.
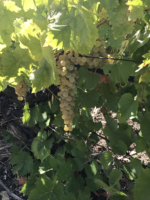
[123,158,142,180]
[21,174,36,195]
[100,151,113,170]
[134,168,150,200]
[105,93,118,112]
[46,3,98,54]
[112,140,128,155]
[118,93,138,119]
[93,179,113,194]
[78,66,100,90]
[86,175,102,191]
[39,157,53,174]
[63,174,84,195]
[99,0,119,9]
[32,58,59,93]
[52,112,64,127]
[87,120,102,132]
[28,175,64,200]
[39,118,50,129]
[1,47,35,79]
[61,193,76,200]
[113,22,134,38]
[109,169,122,186]
[136,139,147,153]
[127,0,144,20]
[75,89,99,109]
[110,195,128,200]
[77,192,92,200]
[141,117,150,144]
[21,0,36,11]
[104,61,135,84]
[10,151,33,176]
[50,98,59,113]
[57,162,74,182]
[90,161,98,176]
[0,1,21,35]
[31,132,54,161]
[41,31,59,82]
[1,130,17,142]
[107,2,127,26]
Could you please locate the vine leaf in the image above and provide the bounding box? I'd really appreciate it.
[134,168,150,200]
[126,0,144,20]
[100,151,113,170]
[99,0,119,9]
[112,140,128,155]
[113,23,134,38]
[46,2,98,54]
[109,169,122,186]
[1,47,35,79]
[77,67,100,90]
[104,61,135,84]
[21,174,36,195]
[10,148,33,176]
[57,162,74,182]
[32,57,59,93]
[110,195,128,200]
[31,131,54,161]
[104,93,118,112]
[77,192,92,200]
[118,93,138,119]
[0,1,21,42]
[23,103,48,127]
[28,175,64,200]
[123,158,142,181]
[21,0,36,11]
[136,139,147,153]
[75,89,99,109]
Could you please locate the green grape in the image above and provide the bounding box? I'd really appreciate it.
[93,46,99,53]
[61,71,67,76]
[95,40,101,47]
[66,96,72,101]
[60,60,66,66]
[69,77,75,83]
[76,57,82,64]
[63,92,68,97]
[81,56,87,63]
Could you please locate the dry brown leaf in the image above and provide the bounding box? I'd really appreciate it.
[18,176,27,185]
[99,74,110,83]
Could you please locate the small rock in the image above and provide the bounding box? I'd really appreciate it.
[0,191,10,200]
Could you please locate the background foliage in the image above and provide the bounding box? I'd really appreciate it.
[1,0,150,200]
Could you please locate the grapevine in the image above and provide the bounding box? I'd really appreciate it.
[0,1,150,200]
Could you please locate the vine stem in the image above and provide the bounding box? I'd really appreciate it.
[47,88,60,101]
[85,56,142,63]
[0,179,23,200]
[49,126,76,141]
[97,19,107,28]
[143,18,150,29]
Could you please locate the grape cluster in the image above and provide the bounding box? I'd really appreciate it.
[15,80,29,101]
[85,39,108,69]
[56,52,79,132]
[61,40,108,70]
[56,39,107,131]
